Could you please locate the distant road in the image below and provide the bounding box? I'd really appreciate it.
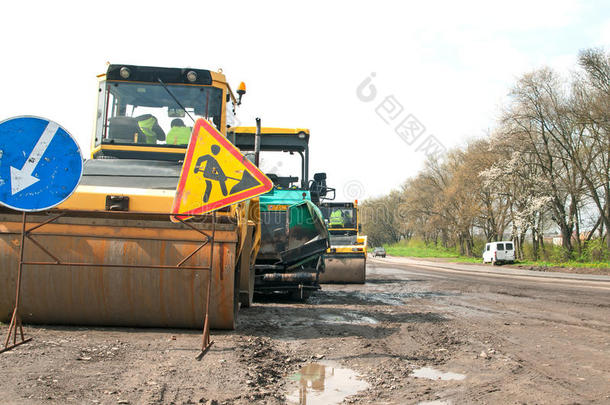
[368,255,610,291]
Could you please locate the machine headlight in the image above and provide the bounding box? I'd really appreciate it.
[119,67,131,79]
[186,71,197,82]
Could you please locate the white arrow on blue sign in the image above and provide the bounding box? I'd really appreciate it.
[0,116,83,212]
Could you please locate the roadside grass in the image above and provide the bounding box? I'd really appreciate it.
[385,239,482,262]
[453,256,485,264]
[385,244,460,258]
[513,260,610,269]
[384,239,609,269]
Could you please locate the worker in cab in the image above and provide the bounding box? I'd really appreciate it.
[166,118,192,145]
[329,209,345,228]
[136,114,165,144]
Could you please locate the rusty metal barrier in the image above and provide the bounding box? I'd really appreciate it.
[1,210,219,358]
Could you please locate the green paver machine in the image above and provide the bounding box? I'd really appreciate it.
[229,126,331,299]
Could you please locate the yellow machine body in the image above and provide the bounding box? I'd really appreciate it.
[0,65,260,329]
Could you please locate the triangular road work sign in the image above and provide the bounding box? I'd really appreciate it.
[171,118,272,221]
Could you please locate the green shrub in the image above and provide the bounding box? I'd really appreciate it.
[385,239,461,258]
[579,238,609,262]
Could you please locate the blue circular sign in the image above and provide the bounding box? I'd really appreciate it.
[0,116,83,211]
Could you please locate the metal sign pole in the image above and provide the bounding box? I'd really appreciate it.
[0,116,82,354]
[1,209,217,356]
[1,212,32,354]
[197,211,216,360]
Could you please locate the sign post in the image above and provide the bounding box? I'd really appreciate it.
[0,116,83,353]
[171,118,272,355]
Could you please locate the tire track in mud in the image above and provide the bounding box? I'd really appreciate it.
[454,321,598,403]
[237,283,463,404]
[437,298,610,333]
[363,260,610,403]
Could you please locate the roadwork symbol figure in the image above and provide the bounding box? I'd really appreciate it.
[171,118,273,221]
[193,144,262,203]
[194,144,228,202]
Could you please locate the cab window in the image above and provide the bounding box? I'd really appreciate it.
[321,206,357,229]
[99,82,223,146]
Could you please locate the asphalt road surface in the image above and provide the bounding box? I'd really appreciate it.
[1,256,608,404]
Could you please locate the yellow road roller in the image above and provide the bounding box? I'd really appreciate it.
[318,201,367,283]
[0,64,259,329]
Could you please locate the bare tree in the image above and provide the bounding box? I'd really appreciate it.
[572,48,610,248]
[502,68,585,257]
[360,48,609,261]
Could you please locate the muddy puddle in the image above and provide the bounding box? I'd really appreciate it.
[311,289,458,306]
[286,362,369,405]
[411,367,466,381]
[319,312,378,325]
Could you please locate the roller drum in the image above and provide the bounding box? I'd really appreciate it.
[319,253,366,284]
[0,212,238,329]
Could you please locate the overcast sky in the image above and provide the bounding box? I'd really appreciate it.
[1,1,608,201]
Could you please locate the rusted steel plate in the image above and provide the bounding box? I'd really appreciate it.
[0,215,238,330]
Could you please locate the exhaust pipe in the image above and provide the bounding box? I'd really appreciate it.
[255,117,261,166]
[260,272,317,283]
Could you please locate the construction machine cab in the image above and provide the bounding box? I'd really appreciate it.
[229,127,311,189]
[92,64,239,161]
[320,202,358,237]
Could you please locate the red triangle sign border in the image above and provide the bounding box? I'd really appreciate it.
[171,119,272,218]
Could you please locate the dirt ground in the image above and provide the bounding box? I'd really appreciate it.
[1,256,609,404]
[509,263,610,276]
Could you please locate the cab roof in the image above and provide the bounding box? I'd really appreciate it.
[230,127,310,135]
[101,64,227,86]
[229,127,310,152]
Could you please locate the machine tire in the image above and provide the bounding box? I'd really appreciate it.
[290,289,313,302]
[240,264,255,308]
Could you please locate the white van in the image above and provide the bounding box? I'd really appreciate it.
[483,241,515,265]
